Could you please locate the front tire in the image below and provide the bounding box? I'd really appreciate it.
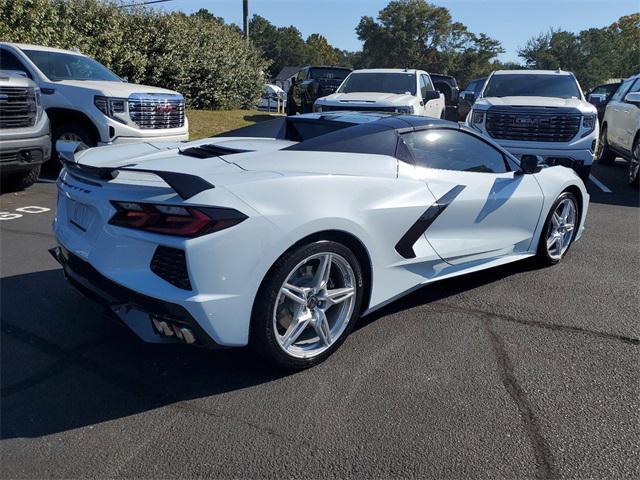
[535,192,579,266]
[628,137,639,188]
[1,165,41,192]
[49,122,96,171]
[596,126,616,165]
[250,240,364,370]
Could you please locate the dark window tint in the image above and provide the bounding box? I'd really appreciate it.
[611,78,634,102]
[338,72,417,95]
[592,83,620,98]
[402,129,508,173]
[484,74,580,99]
[0,49,29,75]
[23,50,121,81]
[309,68,350,80]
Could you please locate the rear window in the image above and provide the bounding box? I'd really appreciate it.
[484,74,580,99]
[309,68,350,81]
[338,72,417,95]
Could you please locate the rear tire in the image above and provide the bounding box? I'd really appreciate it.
[250,240,364,370]
[535,191,579,266]
[596,126,616,165]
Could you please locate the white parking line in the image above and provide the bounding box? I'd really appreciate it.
[37,178,57,184]
[589,174,612,193]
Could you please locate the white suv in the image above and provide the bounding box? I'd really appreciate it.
[0,43,189,167]
[466,70,598,183]
[597,73,640,187]
[313,69,445,118]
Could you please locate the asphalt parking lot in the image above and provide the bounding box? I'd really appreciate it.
[1,160,638,479]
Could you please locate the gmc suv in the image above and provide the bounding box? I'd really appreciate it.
[466,70,598,183]
[0,43,188,168]
[0,71,50,189]
[597,73,640,187]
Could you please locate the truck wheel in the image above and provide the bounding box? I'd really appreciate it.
[629,138,640,188]
[2,165,41,192]
[49,123,96,171]
[596,126,616,165]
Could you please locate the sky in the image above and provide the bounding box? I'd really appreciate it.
[160,0,639,63]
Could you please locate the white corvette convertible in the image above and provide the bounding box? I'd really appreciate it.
[51,112,588,369]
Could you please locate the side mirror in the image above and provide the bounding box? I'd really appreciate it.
[518,154,543,174]
[290,77,297,86]
[624,91,640,106]
[423,90,440,101]
[587,93,605,106]
[461,91,476,103]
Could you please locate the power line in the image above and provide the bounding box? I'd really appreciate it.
[117,0,173,9]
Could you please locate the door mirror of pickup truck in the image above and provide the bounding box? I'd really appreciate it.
[460,91,476,102]
[587,93,605,106]
[624,92,640,106]
[423,90,440,101]
[518,154,543,175]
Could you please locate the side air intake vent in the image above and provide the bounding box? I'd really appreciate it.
[150,246,191,290]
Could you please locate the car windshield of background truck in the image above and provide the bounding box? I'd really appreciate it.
[338,72,417,95]
[484,74,581,99]
[23,50,122,82]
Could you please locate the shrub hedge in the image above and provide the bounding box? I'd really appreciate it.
[0,0,269,109]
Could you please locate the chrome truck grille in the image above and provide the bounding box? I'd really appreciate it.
[0,86,37,128]
[128,93,185,130]
[486,107,581,142]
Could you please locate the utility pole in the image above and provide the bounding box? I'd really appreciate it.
[243,0,249,44]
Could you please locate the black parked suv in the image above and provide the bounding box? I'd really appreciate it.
[457,77,487,121]
[430,73,459,121]
[286,66,351,115]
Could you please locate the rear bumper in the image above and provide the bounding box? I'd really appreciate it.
[49,244,222,349]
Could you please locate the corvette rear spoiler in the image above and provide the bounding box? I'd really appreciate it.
[56,141,215,200]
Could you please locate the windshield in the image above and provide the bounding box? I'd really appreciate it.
[483,74,580,99]
[338,72,416,95]
[309,68,350,81]
[23,50,122,82]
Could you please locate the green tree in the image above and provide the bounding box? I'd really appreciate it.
[355,0,503,85]
[305,33,340,65]
[518,14,640,89]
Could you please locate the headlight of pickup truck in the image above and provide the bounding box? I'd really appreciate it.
[395,106,414,114]
[581,114,596,137]
[94,96,128,124]
[471,110,485,125]
[469,109,485,131]
[34,87,43,123]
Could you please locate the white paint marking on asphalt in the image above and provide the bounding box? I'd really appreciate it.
[589,174,612,193]
[37,178,57,184]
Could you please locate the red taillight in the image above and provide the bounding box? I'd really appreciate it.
[109,202,247,237]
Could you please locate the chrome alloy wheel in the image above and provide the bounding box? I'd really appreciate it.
[546,198,577,260]
[273,252,357,359]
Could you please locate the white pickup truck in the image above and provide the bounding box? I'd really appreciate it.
[313,69,445,119]
[466,69,598,183]
[0,43,189,168]
[0,71,50,189]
